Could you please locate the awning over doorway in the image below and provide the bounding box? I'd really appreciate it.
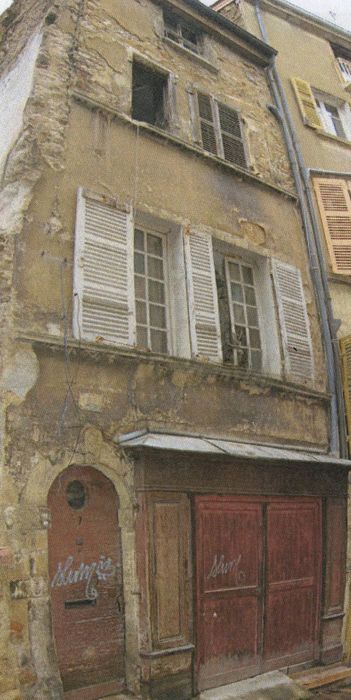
[115,430,351,469]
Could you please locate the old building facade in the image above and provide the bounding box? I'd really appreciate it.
[0,0,349,699]
[215,0,351,661]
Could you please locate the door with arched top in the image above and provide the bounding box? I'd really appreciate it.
[48,466,125,699]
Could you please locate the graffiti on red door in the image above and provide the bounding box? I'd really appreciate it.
[207,553,246,585]
[51,554,116,600]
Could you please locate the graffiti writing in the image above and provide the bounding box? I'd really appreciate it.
[51,555,115,600]
[207,553,246,585]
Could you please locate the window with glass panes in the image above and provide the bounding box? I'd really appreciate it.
[134,228,169,354]
[225,259,262,370]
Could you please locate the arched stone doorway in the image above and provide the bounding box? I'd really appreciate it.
[48,465,126,699]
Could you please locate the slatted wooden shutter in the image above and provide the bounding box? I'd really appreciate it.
[184,230,222,362]
[218,103,247,168]
[272,260,314,381]
[73,189,135,345]
[197,93,218,156]
[340,336,351,452]
[314,178,351,274]
[291,78,322,129]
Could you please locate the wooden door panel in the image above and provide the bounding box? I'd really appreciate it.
[264,500,321,667]
[48,466,125,696]
[196,497,263,690]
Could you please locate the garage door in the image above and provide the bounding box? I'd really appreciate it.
[195,496,321,691]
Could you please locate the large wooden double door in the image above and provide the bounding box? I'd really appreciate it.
[196,496,322,691]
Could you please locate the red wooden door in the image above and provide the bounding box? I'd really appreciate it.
[263,499,322,669]
[48,466,125,699]
[195,497,263,690]
[195,496,322,691]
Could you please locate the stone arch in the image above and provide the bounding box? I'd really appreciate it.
[20,430,140,698]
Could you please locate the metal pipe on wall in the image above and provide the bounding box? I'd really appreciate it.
[253,0,346,457]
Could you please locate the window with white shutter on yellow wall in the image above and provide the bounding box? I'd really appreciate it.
[340,336,351,453]
[313,178,351,274]
[73,190,313,384]
[73,188,136,346]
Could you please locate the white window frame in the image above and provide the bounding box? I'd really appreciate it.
[134,212,191,360]
[224,257,263,372]
[134,226,172,355]
[336,56,351,84]
[212,238,281,377]
[314,90,351,140]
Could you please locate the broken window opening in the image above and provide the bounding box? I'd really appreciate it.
[164,11,201,55]
[132,62,168,129]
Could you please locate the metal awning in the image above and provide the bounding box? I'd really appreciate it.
[115,430,351,468]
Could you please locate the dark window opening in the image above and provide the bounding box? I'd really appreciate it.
[132,62,168,128]
[164,11,201,55]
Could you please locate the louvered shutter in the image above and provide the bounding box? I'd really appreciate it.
[272,260,314,381]
[197,92,218,156]
[314,178,351,274]
[340,336,351,452]
[184,230,222,362]
[291,77,322,129]
[218,103,247,169]
[73,189,135,345]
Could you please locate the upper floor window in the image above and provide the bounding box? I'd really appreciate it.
[291,77,351,140]
[164,10,202,55]
[73,189,314,385]
[337,56,351,84]
[132,61,168,128]
[134,228,169,353]
[224,259,262,371]
[331,45,351,86]
[196,92,247,169]
[315,96,347,139]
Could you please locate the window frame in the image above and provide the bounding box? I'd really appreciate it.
[163,10,202,56]
[224,257,263,371]
[131,57,178,133]
[212,238,281,378]
[134,226,173,355]
[315,95,348,139]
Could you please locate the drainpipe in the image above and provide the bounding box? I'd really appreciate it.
[253,0,346,457]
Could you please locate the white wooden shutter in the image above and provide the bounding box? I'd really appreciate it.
[184,230,222,362]
[272,260,314,381]
[73,189,135,345]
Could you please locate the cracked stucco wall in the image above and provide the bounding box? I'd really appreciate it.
[0,0,332,697]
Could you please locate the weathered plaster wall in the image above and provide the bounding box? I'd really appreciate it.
[0,32,41,181]
[0,0,332,697]
[71,0,294,192]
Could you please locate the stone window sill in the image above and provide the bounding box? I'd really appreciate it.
[316,128,351,149]
[18,332,328,402]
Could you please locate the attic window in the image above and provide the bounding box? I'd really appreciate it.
[132,61,168,128]
[164,10,201,55]
[332,45,351,84]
